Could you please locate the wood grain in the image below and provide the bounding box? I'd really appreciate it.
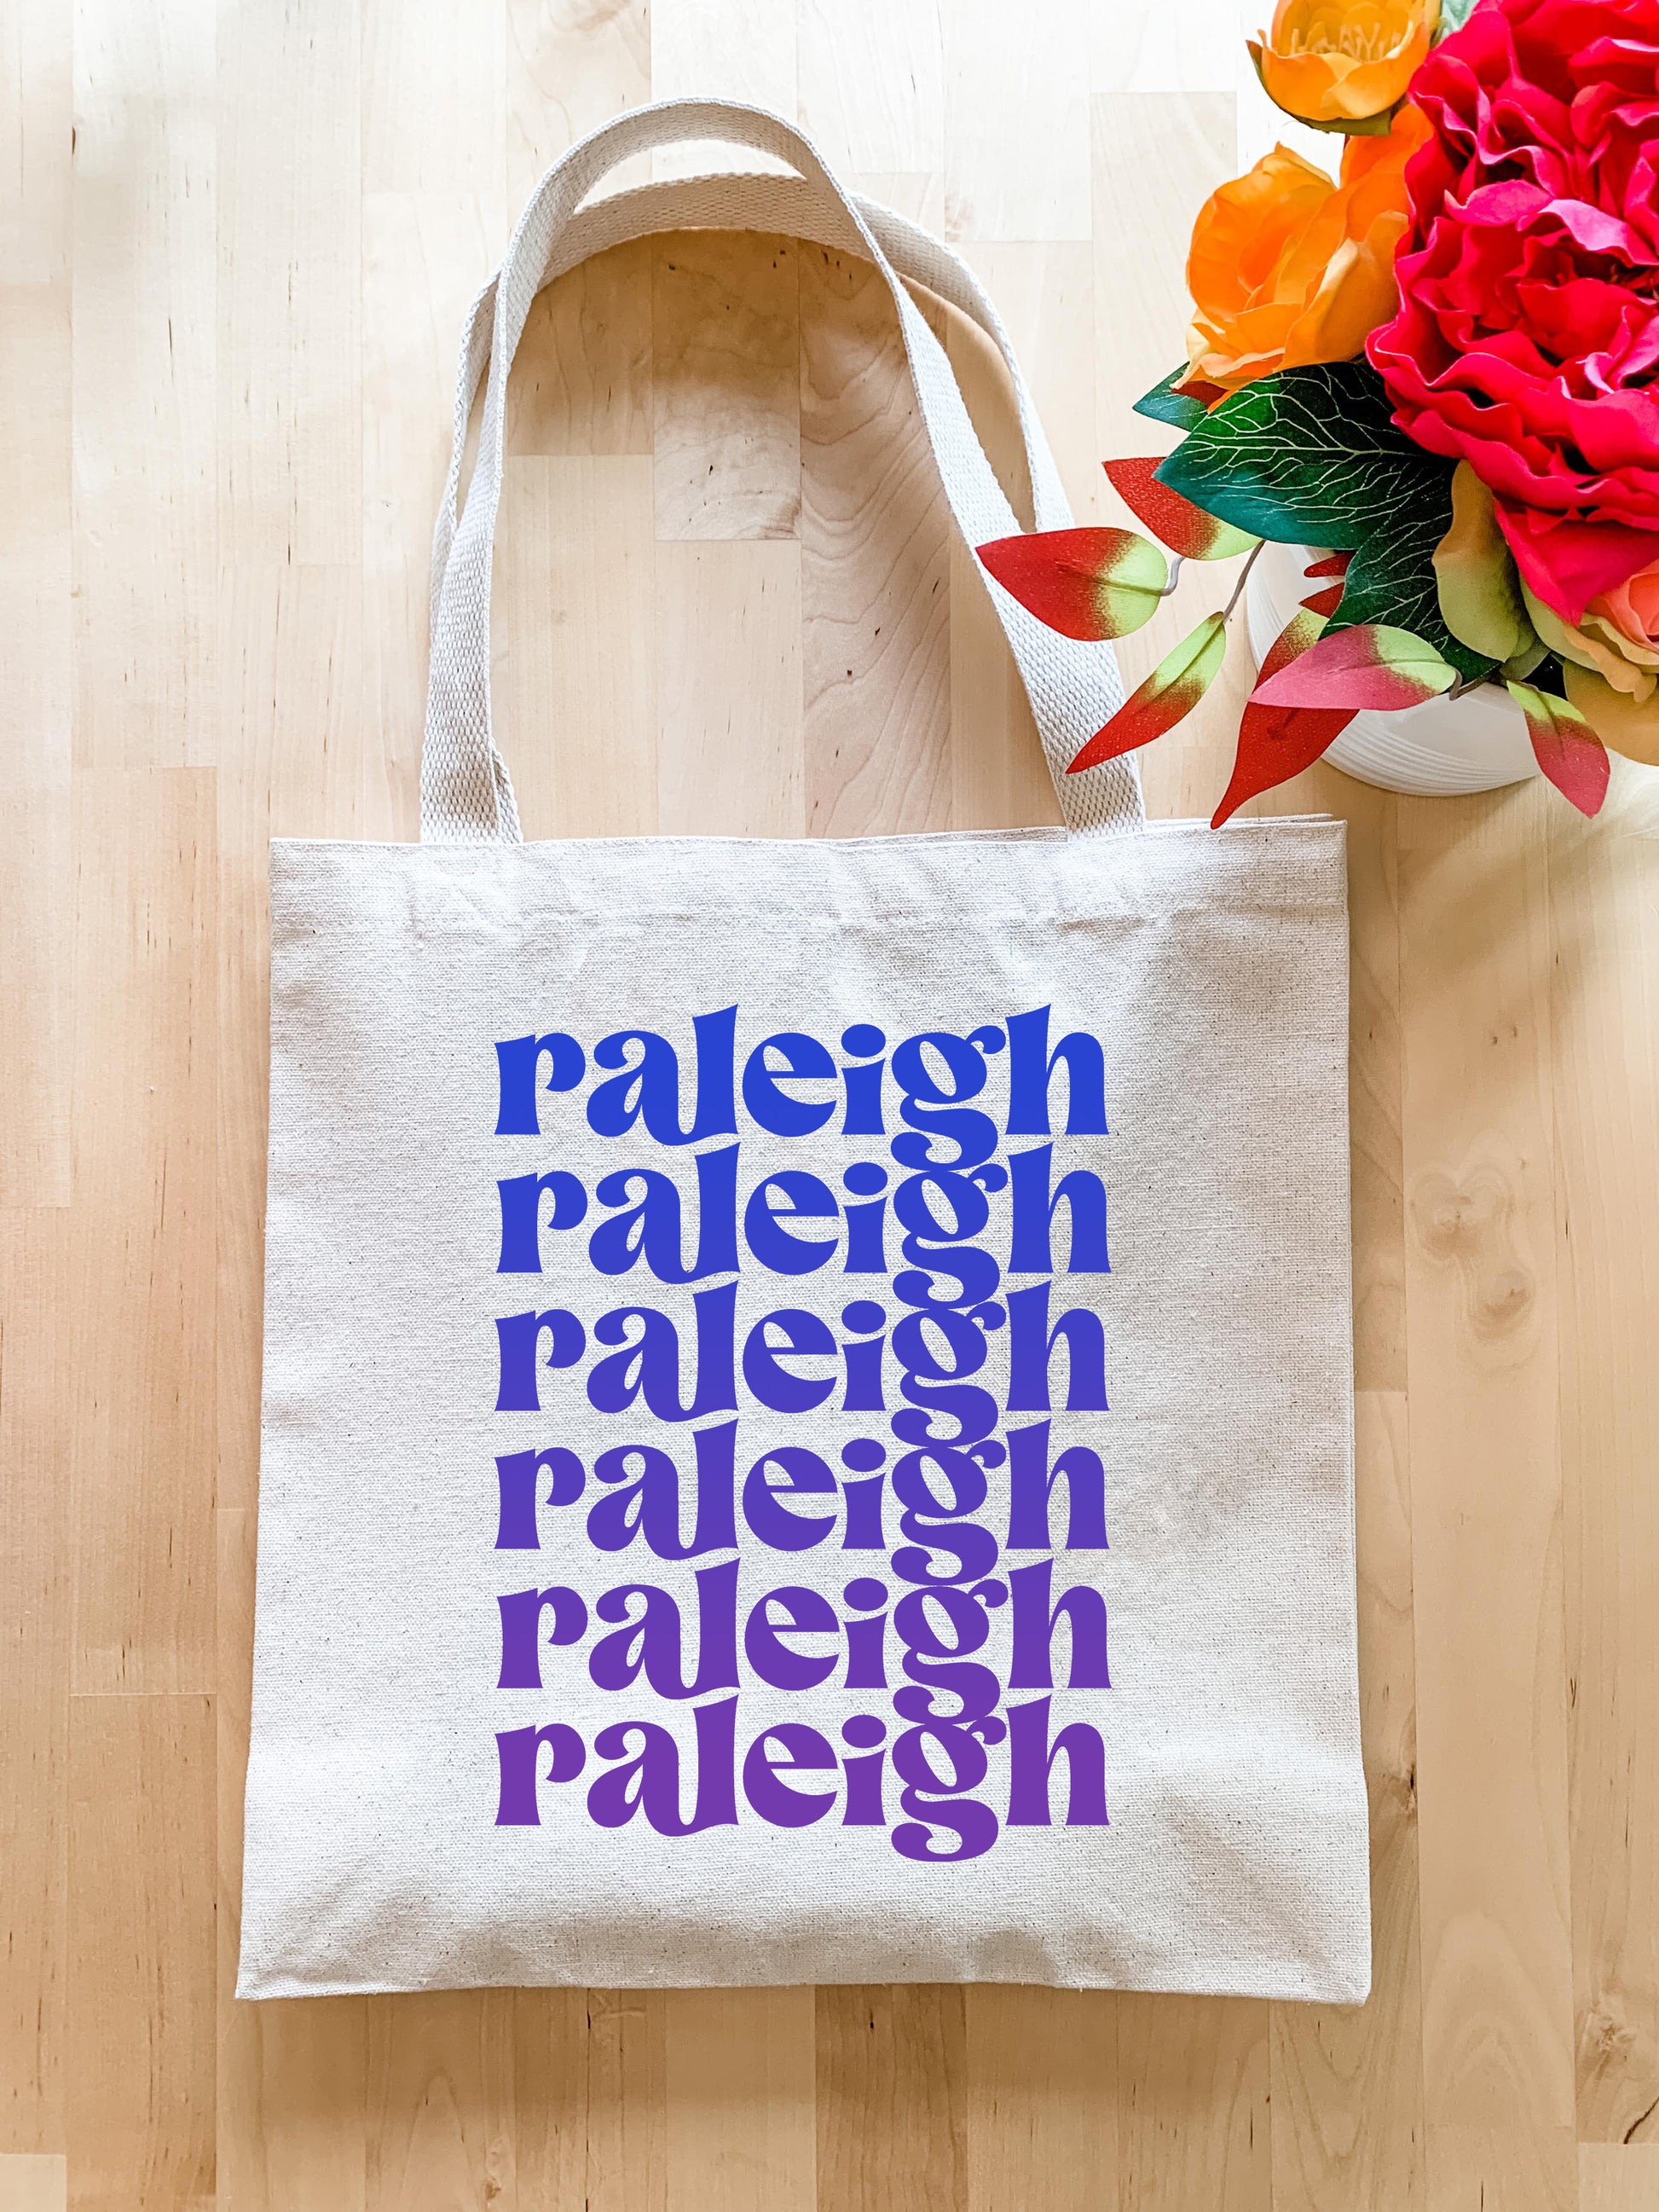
[652,231,801,541]
[964,1987,1116,2210]
[799,242,951,836]
[0,2157,68,2212]
[816,1987,967,2212]
[664,1989,815,2212]
[0,1217,68,2153]
[66,1694,216,2209]
[1399,790,1579,2209]
[7,3,1658,2205]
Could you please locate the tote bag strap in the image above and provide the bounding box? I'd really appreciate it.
[422,98,1142,845]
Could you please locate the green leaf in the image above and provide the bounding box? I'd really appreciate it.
[1132,365,1216,433]
[1500,638,1548,682]
[1435,0,1483,38]
[1154,360,1497,681]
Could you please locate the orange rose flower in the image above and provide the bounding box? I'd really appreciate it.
[1184,102,1431,396]
[1251,0,1439,129]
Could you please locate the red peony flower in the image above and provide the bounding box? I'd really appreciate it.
[1367,0,1659,622]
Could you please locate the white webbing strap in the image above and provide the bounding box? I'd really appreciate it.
[422,99,1142,844]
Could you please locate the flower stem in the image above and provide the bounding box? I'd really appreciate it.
[1221,538,1265,622]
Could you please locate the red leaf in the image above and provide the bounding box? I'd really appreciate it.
[1531,716,1610,815]
[1102,457,1257,560]
[1068,612,1229,772]
[1250,622,1458,711]
[1176,374,1227,408]
[1302,552,1351,580]
[1300,584,1345,617]
[1211,608,1354,825]
[976,526,1165,640]
[1257,605,1327,683]
[1507,680,1610,816]
[1212,704,1356,825]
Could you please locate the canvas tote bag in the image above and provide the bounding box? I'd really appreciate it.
[237,98,1370,2002]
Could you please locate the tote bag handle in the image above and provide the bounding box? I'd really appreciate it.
[423,98,1142,845]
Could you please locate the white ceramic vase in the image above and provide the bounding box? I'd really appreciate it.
[1245,537,1538,796]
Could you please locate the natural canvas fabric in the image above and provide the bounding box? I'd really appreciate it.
[237,100,1370,2001]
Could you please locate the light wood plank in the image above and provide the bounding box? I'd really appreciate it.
[0,1215,68,2153]
[498,455,659,840]
[655,540,805,837]
[1425,2122,1578,2212]
[584,1991,669,2212]
[217,0,361,566]
[799,241,951,835]
[217,1507,368,2212]
[647,0,798,183]
[1270,1394,1425,2210]
[0,790,72,1208]
[1580,2145,1659,2212]
[1399,789,1578,2169]
[0,2157,67,2212]
[652,231,802,542]
[816,1987,968,2212]
[358,0,509,851]
[0,0,72,1205]
[0,1,72,286]
[1090,0,1240,96]
[66,1695,216,2211]
[361,0,506,197]
[365,1991,517,2212]
[1090,91,1235,455]
[964,1988,1116,2212]
[1548,809,1659,2150]
[507,1989,592,2206]
[797,0,945,229]
[508,236,655,460]
[506,0,650,200]
[1115,1995,1271,2211]
[1343,781,1409,1391]
[664,1989,816,2212]
[944,0,1092,242]
[67,770,217,1695]
[361,189,500,834]
[960,241,1103,523]
[71,0,217,773]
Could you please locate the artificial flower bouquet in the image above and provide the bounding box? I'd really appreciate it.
[981,0,1659,821]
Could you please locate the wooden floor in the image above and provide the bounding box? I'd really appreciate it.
[4,2,1658,2207]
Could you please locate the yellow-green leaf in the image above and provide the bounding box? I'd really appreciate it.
[1433,461,1535,663]
[1507,680,1610,814]
[1251,622,1459,710]
[1068,612,1228,772]
[978,526,1167,641]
